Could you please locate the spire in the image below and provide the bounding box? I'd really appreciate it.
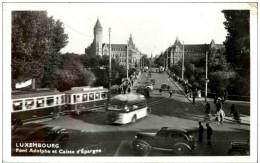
[210,39,216,48]
[94,18,102,29]
[129,34,134,46]
[176,36,179,42]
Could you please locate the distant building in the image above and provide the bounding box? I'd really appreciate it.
[165,37,225,66]
[86,18,143,68]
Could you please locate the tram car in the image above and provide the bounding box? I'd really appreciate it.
[63,86,109,115]
[12,88,65,125]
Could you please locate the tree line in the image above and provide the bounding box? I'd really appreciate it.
[11,11,135,91]
[154,10,250,98]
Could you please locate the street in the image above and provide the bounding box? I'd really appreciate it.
[23,71,249,156]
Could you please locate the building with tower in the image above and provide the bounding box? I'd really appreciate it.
[86,19,144,69]
[164,37,225,67]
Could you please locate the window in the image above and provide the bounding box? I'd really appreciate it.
[101,92,107,99]
[61,95,65,104]
[13,100,23,111]
[95,92,100,100]
[156,131,167,137]
[25,99,34,109]
[73,95,76,103]
[46,97,54,106]
[170,133,186,140]
[66,95,71,104]
[76,95,81,102]
[56,97,59,104]
[36,98,45,108]
[82,94,88,101]
[89,93,94,101]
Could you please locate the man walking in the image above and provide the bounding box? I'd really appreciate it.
[198,121,204,142]
[192,91,196,104]
[206,123,213,145]
[169,90,173,98]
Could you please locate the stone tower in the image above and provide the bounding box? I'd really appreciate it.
[94,18,103,56]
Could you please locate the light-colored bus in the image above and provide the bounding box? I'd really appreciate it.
[12,89,65,124]
[106,93,151,124]
[63,86,108,115]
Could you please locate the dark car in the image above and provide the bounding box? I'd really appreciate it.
[132,127,196,156]
[12,123,69,143]
[161,83,170,91]
[227,141,250,156]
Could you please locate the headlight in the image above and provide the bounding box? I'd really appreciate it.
[189,135,194,140]
[135,136,138,138]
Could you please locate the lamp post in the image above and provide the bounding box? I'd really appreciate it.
[182,41,185,80]
[205,51,209,102]
[126,40,129,81]
[109,27,112,91]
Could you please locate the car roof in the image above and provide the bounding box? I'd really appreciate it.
[160,127,188,133]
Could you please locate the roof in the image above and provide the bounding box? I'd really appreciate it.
[184,44,210,52]
[64,87,108,94]
[161,127,188,133]
[111,93,146,103]
[12,89,63,100]
[94,18,102,29]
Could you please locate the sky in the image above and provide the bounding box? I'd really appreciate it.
[6,3,254,56]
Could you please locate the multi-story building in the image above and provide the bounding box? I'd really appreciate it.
[165,37,225,66]
[87,19,143,68]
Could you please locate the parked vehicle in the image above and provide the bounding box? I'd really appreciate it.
[132,127,196,155]
[144,66,149,72]
[136,86,147,95]
[63,86,108,115]
[12,89,65,124]
[150,79,156,85]
[227,141,250,156]
[159,66,164,73]
[161,83,170,91]
[106,93,151,124]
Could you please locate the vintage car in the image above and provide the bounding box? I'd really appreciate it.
[227,141,250,156]
[161,83,170,91]
[132,127,196,156]
[12,123,69,143]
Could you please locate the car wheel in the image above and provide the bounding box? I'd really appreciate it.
[131,115,137,124]
[231,151,242,156]
[173,144,189,155]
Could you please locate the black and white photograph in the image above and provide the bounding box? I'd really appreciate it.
[2,2,258,163]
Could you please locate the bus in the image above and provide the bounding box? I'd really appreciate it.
[63,86,108,115]
[159,66,164,73]
[12,89,65,125]
[106,93,151,124]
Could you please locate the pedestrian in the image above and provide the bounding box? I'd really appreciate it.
[230,104,235,115]
[214,95,217,104]
[169,90,173,98]
[118,87,122,94]
[198,121,204,142]
[197,89,201,98]
[215,110,220,125]
[205,102,211,114]
[167,85,170,91]
[127,87,131,94]
[159,88,162,95]
[192,91,196,104]
[219,109,225,123]
[216,99,222,112]
[206,123,213,145]
[233,108,240,124]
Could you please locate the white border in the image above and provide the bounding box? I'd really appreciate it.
[2,2,258,163]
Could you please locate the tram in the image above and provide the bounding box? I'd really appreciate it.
[63,86,109,115]
[12,88,65,124]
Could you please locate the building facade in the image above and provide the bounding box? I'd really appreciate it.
[89,19,143,68]
[165,37,225,66]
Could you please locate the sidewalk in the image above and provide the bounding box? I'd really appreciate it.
[168,73,250,126]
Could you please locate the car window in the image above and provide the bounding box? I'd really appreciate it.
[170,133,186,140]
[156,131,167,137]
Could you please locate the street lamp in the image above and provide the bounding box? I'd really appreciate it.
[205,51,209,102]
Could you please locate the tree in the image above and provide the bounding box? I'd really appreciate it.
[222,10,250,96]
[222,10,250,73]
[12,11,68,87]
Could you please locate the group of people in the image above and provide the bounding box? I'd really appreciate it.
[198,122,213,145]
[204,99,241,125]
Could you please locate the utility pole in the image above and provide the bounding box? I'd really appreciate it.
[205,51,208,102]
[166,48,168,71]
[126,40,129,80]
[182,41,185,80]
[109,27,112,92]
